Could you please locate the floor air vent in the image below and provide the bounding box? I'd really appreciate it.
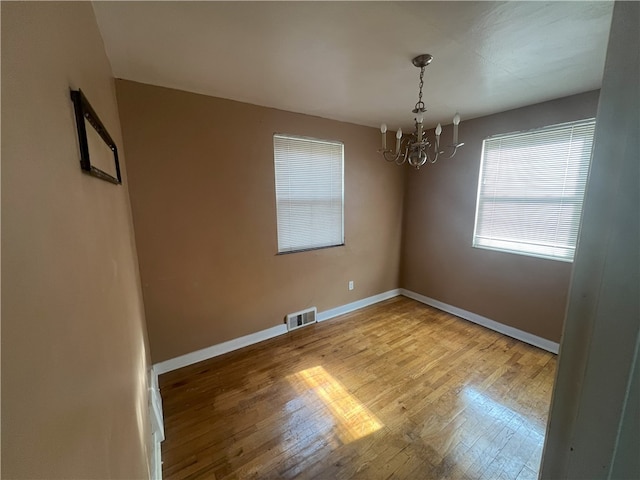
[286,307,317,332]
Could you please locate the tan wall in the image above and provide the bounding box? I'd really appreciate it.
[2,3,151,478]
[400,91,600,343]
[115,80,405,364]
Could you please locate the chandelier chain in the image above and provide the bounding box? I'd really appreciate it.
[414,66,426,112]
[418,66,424,105]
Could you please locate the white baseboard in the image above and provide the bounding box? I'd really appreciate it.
[148,366,164,480]
[153,289,402,375]
[152,287,557,376]
[149,430,163,480]
[153,324,288,375]
[400,289,559,354]
[317,289,402,322]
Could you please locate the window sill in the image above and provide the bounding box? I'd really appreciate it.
[276,243,345,255]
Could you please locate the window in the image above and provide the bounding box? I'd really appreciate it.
[274,134,344,253]
[473,119,596,262]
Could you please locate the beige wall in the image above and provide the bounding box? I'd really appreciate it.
[115,80,405,364]
[400,91,600,343]
[2,3,151,478]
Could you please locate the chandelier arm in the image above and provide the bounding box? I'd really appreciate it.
[419,138,438,164]
[402,136,416,164]
[398,143,410,165]
[441,143,465,159]
[381,149,403,163]
[422,143,433,164]
[430,146,440,163]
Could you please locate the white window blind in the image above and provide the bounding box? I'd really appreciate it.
[274,134,344,253]
[473,119,596,262]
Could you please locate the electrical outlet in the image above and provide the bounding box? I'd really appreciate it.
[348,280,354,291]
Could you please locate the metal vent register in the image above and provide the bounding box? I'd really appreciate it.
[286,307,317,331]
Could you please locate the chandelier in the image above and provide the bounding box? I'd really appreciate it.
[378,54,464,169]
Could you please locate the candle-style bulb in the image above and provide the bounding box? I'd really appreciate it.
[396,128,403,139]
[435,123,442,136]
[453,113,460,144]
[381,124,387,150]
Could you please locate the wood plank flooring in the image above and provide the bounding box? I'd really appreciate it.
[159,296,556,480]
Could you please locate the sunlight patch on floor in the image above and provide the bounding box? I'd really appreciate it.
[288,366,383,443]
[463,386,545,440]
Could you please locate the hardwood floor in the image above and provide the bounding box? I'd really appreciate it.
[159,296,556,480]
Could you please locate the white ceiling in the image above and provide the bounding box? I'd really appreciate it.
[92,1,613,130]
